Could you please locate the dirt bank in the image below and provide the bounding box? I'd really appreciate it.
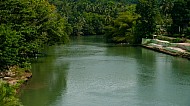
[0,66,32,87]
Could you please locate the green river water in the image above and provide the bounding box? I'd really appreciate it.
[20,36,190,106]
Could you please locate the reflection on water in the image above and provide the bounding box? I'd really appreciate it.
[20,36,190,106]
[20,46,68,106]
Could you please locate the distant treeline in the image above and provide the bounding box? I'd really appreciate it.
[49,0,190,43]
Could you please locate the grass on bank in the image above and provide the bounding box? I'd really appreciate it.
[0,80,23,106]
[157,35,190,43]
[0,66,32,106]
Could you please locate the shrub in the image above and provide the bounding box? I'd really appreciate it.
[0,25,21,71]
[0,81,22,106]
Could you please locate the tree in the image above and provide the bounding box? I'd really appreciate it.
[171,0,190,35]
[160,0,174,17]
[49,0,131,36]
[0,81,22,106]
[135,0,160,43]
[0,0,69,71]
[0,25,21,70]
[105,5,139,43]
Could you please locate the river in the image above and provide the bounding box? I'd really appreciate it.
[20,36,190,106]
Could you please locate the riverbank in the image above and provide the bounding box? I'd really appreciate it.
[0,66,32,106]
[142,38,190,60]
[0,66,32,86]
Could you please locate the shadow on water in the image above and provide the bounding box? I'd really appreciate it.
[20,46,69,106]
[105,45,190,105]
[135,48,157,86]
[170,58,190,86]
[134,48,190,105]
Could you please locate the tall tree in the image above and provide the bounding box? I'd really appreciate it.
[135,0,160,43]
[0,0,69,70]
[171,0,190,35]
[105,5,139,43]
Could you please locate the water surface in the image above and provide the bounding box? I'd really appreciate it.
[20,36,190,106]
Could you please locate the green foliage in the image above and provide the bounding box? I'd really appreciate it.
[0,25,21,71]
[0,0,69,71]
[135,0,160,42]
[159,0,173,26]
[105,5,140,43]
[171,38,184,43]
[157,0,190,39]
[157,35,187,43]
[160,0,174,16]
[49,0,130,36]
[171,0,190,35]
[82,12,105,35]
[184,26,190,39]
[0,81,22,106]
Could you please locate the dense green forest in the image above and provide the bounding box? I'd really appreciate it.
[0,0,70,71]
[1,0,190,72]
[49,0,190,43]
[0,0,190,105]
[0,0,69,105]
[49,0,132,36]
